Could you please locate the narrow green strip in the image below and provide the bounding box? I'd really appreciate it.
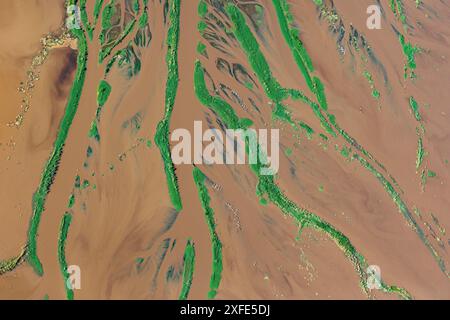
[416,136,424,170]
[58,213,74,300]
[179,239,196,300]
[409,97,421,121]
[79,0,94,40]
[93,0,105,24]
[272,0,315,90]
[154,0,182,211]
[192,168,223,299]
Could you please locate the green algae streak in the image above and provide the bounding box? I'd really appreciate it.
[409,97,421,121]
[79,0,94,40]
[154,0,183,211]
[192,167,223,299]
[179,239,196,300]
[27,3,88,275]
[416,136,425,170]
[58,213,74,300]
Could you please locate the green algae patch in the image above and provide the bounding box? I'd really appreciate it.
[154,0,182,212]
[68,193,75,208]
[58,213,74,300]
[198,21,207,33]
[139,10,148,29]
[427,170,436,178]
[399,34,419,79]
[372,89,380,99]
[244,81,254,90]
[193,168,223,299]
[198,0,208,17]
[416,136,425,170]
[319,133,328,141]
[133,0,141,13]
[89,119,100,141]
[313,77,328,111]
[340,145,352,159]
[409,97,421,121]
[82,179,90,189]
[97,80,112,107]
[197,42,207,56]
[179,239,196,300]
[298,121,314,139]
[285,148,292,157]
[27,20,88,276]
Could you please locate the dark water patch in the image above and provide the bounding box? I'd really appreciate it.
[55,49,77,99]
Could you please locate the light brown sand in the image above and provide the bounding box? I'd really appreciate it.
[0,0,449,300]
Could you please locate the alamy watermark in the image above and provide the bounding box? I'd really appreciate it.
[366,265,382,290]
[170,121,279,175]
[66,5,81,30]
[366,5,382,30]
[67,265,81,290]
